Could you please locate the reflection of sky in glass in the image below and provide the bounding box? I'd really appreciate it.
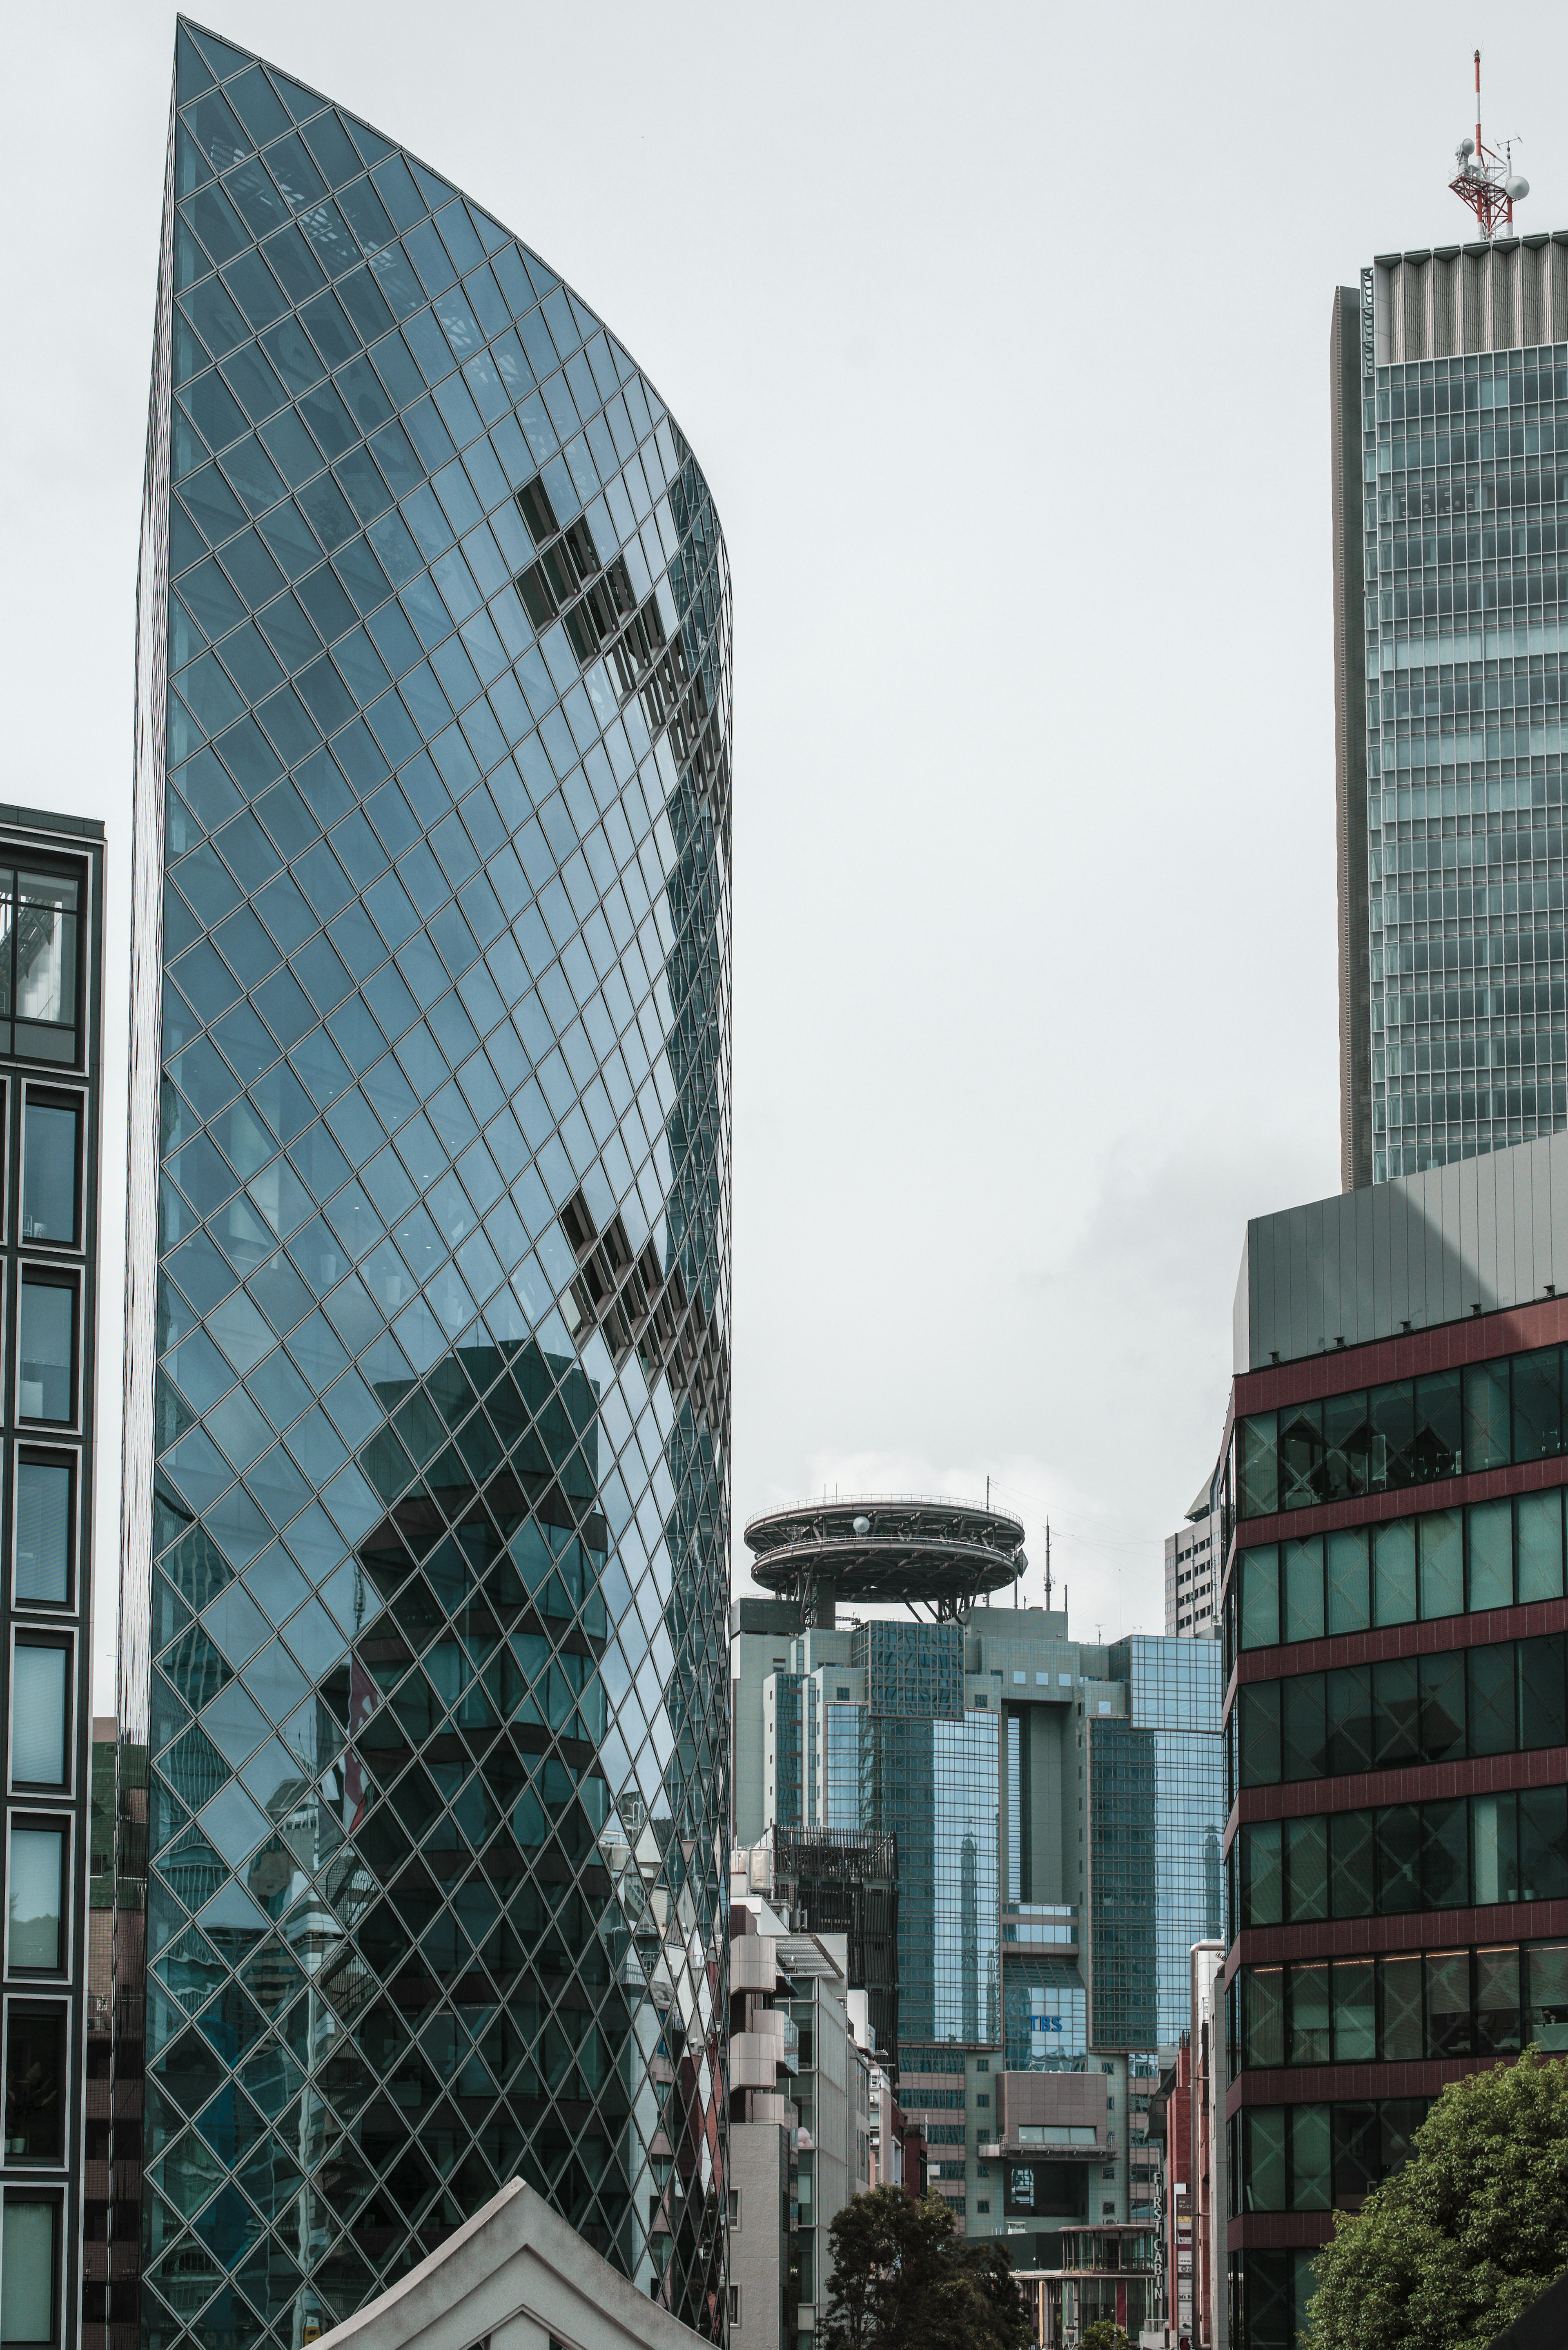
[123,20,731,2341]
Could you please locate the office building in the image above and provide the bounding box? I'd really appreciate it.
[728,1855,873,2348]
[1221,1133,1568,2350]
[0,808,105,2350]
[732,1501,1225,2266]
[1166,1496,1220,1639]
[1189,1943,1226,2350]
[120,23,731,2346]
[1332,234,1568,1189]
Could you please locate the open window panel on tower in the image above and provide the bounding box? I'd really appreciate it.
[1,2007,64,2167]
[0,2192,59,2347]
[4,1823,65,1980]
[12,1277,75,1433]
[0,863,82,1070]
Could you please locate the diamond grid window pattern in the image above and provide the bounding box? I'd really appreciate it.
[123,22,731,2348]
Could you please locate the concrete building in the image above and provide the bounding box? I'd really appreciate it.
[1221,1130,1568,2349]
[1332,235,1568,1189]
[1166,1496,1221,1639]
[310,2176,712,2350]
[728,1853,873,2349]
[732,1502,1226,2274]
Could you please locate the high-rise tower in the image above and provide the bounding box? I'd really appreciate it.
[1333,232,1568,1188]
[120,22,731,2345]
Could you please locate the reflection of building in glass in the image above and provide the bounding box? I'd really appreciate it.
[119,23,730,2346]
[1090,1640,1224,2053]
[733,1506,1223,2277]
[0,809,106,2350]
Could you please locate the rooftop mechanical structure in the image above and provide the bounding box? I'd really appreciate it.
[744,1494,1025,1624]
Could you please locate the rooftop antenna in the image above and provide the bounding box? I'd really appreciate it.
[1044,1521,1053,1615]
[1449,49,1528,239]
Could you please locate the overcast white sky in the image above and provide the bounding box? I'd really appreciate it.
[5,0,1563,1705]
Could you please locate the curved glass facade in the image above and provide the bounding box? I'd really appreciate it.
[120,22,730,2346]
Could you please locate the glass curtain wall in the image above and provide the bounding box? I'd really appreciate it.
[120,24,730,2348]
[1367,347,1568,1180]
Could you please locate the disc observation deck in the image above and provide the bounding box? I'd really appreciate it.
[744,1494,1026,1624]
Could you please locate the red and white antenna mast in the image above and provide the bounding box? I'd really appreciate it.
[1449,49,1528,240]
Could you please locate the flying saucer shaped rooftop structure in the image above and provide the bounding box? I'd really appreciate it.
[744,1495,1025,1622]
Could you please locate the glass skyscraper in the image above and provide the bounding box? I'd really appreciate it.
[119,22,730,2347]
[1334,237,1568,1187]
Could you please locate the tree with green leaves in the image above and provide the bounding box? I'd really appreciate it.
[1303,2048,1568,2350]
[1080,2325,1131,2350]
[819,2185,1032,2350]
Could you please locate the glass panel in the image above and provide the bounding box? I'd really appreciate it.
[1463,1359,1511,1471]
[1466,1644,1515,1757]
[1285,1815,1328,1923]
[1375,1804,1421,1913]
[1331,2103,1381,2210]
[1467,1498,1513,1612]
[1291,2105,1332,2211]
[1326,1528,1370,1632]
[1332,1960,1376,2062]
[1414,1371,1463,1480]
[1419,1797,1468,1911]
[1379,2101,1426,2188]
[1288,1963,1330,2065]
[1425,1950,1472,2056]
[1322,1391,1371,1501]
[16,1286,71,1425]
[9,1649,65,1788]
[11,1469,68,1610]
[1372,1656,1420,1769]
[5,1834,61,1972]
[0,2202,54,2344]
[1419,1509,1463,1619]
[1472,1790,1519,1906]
[1525,1941,1568,2051]
[1238,1416,1277,1520]
[1239,1683,1281,1788]
[1420,1650,1467,1763]
[1519,1786,1568,1903]
[1242,1821,1282,1927]
[1372,1520,1417,1626]
[1476,1946,1521,2054]
[1243,1966,1284,2069]
[1244,2108,1286,2212]
[1380,1953,1423,2060]
[3,2014,61,2163]
[1517,1490,1565,1602]
[1327,1665,1373,1776]
[1329,1809,1374,1918]
[18,1108,76,1249]
[1368,1380,1415,1490]
[13,875,76,1031]
[1278,1402,1326,1510]
[1283,1539,1324,1644]
[1240,1548,1279,1650]
[1281,1675,1326,1781]
[1511,1346,1562,1461]
[1519,1632,1568,1752]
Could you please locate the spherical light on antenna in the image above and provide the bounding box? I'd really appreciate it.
[1507,174,1530,200]
[852,1515,871,1536]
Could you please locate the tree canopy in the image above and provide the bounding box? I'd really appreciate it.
[1080,2325,1131,2350]
[1303,2049,1568,2350]
[820,2185,1032,2350]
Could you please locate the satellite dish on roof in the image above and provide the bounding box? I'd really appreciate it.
[852,1515,871,1536]
[1458,134,1475,157]
[1507,174,1530,199]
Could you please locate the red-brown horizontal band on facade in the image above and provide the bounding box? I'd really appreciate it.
[1224,1740,1568,1853]
[1236,1295,1568,1416]
[1226,2053,1510,2120]
[1223,1893,1568,1983]
[1229,1594,1568,1685]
